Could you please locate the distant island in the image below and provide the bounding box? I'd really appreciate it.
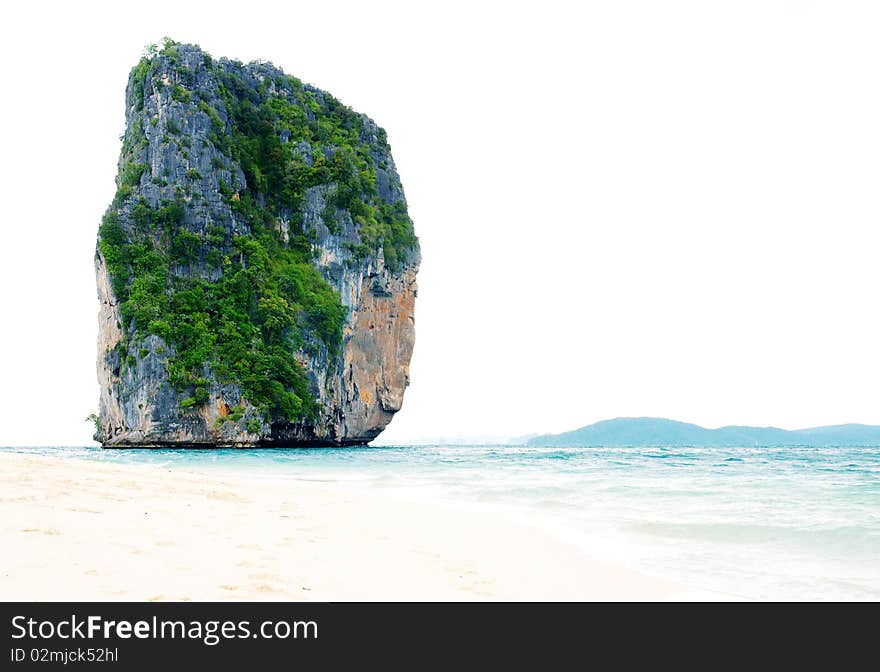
[527,417,880,447]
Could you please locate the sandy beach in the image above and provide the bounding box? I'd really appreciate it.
[0,452,716,601]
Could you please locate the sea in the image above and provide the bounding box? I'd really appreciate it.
[4,443,879,600]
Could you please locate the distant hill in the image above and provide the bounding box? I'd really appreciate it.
[526,417,880,447]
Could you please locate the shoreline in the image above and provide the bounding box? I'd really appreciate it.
[0,452,723,601]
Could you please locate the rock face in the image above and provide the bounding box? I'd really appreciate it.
[96,41,419,447]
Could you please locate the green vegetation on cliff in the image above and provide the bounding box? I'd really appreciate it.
[98,40,415,421]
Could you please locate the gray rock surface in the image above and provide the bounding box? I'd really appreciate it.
[96,42,419,447]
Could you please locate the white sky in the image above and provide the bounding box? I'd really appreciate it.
[1,0,879,446]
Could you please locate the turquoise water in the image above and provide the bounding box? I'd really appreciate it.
[4,444,879,600]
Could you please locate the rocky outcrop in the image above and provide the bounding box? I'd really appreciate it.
[96,41,418,447]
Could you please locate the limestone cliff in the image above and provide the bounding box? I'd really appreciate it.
[96,40,419,447]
